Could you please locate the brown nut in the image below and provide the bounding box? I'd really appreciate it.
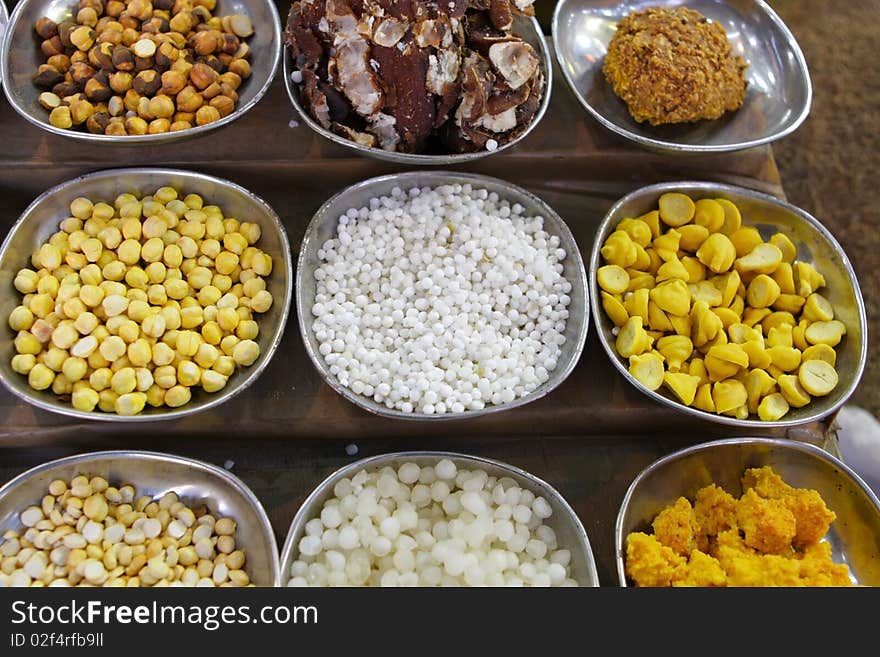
[191,5,213,23]
[172,111,195,123]
[41,36,65,58]
[191,30,220,56]
[35,17,58,40]
[201,81,221,100]
[228,14,254,38]
[106,0,125,17]
[199,55,224,74]
[69,50,89,66]
[57,20,76,47]
[227,59,250,79]
[169,120,193,132]
[125,116,149,135]
[108,95,125,117]
[219,34,240,55]
[134,56,156,73]
[153,0,175,9]
[189,62,218,90]
[69,99,95,125]
[86,111,111,134]
[76,7,99,28]
[79,0,103,14]
[137,96,154,119]
[148,118,171,134]
[109,71,134,94]
[52,80,83,98]
[84,74,113,103]
[217,71,241,91]
[175,85,203,112]
[209,94,234,118]
[218,83,238,103]
[127,0,154,21]
[132,38,158,59]
[121,27,141,46]
[96,28,123,46]
[46,54,72,74]
[141,16,171,34]
[69,62,97,85]
[112,45,135,71]
[33,64,64,89]
[88,43,114,70]
[160,69,187,95]
[38,92,62,110]
[195,105,221,126]
[132,70,162,96]
[105,119,127,136]
[148,95,176,119]
[70,26,95,52]
[123,89,142,112]
[49,105,73,129]
[155,42,180,67]
[169,11,194,34]
[233,42,250,61]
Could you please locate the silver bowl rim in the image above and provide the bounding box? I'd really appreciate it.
[279,449,600,586]
[296,169,590,421]
[0,448,282,586]
[282,14,553,165]
[0,166,294,422]
[0,0,282,145]
[550,0,813,153]
[614,436,880,586]
[588,180,868,429]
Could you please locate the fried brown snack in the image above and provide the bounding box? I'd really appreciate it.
[603,6,748,126]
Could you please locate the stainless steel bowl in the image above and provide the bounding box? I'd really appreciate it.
[552,0,811,153]
[0,2,8,84]
[0,450,281,586]
[0,168,293,421]
[280,451,600,586]
[589,181,867,429]
[1,0,281,144]
[615,437,880,586]
[283,13,552,164]
[297,170,589,420]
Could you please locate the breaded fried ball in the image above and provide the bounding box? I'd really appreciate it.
[603,6,748,125]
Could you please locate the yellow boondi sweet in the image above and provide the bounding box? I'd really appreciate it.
[624,466,853,586]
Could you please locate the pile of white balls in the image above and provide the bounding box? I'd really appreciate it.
[310,183,573,414]
[287,459,579,587]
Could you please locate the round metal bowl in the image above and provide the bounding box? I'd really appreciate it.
[297,170,589,421]
[589,181,867,429]
[0,0,281,144]
[0,2,8,84]
[283,13,552,164]
[280,451,599,587]
[551,0,811,153]
[0,450,281,586]
[616,437,880,586]
[0,167,293,421]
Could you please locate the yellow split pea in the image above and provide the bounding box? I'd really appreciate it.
[597,192,845,422]
[7,187,275,416]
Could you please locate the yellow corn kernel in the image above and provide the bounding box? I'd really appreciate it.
[231,339,260,366]
[615,218,652,247]
[127,339,152,368]
[28,293,54,319]
[623,288,649,323]
[61,356,88,382]
[628,352,665,391]
[745,368,776,414]
[663,372,700,406]
[712,379,748,415]
[688,281,723,307]
[690,382,714,413]
[801,344,837,367]
[734,243,783,275]
[796,318,811,353]
[11,354,36,375]
[145,384,165,407]
[601,231,638,269]
[164,385,191,408]
[740,340,771,370]
[161,306,182,332]
[213,355,235,377]
[615,316,651,359]
[9,306,35,332]
[655,256,690,284]
[176,361,201,387]
[626,270,654,292]
[761,311,796,335]
[222,232,248,255]
[71,386,100,412]
[657,193,695,227]
[690,301,723,348]
[767,324,793,349]
[649,279,689,317]
[98,390,119,413]
[239,222,261,245]
[696,233,736,274]
[28,364,56,391]
[711,307,739,329]
[601,292,629,327]
[729,227,764,258]
[647,301,674,332]
[712,198,741,235]
[757,393,790,421]
[767,345,802,372]
[798,360,838,396]
[154,366,177,389]
[778,374,811,408]
[802,293,834,323]
[200,369,228,393]
[597,265,629,295]
[769,233,797,263]
[110,368,137,395]
[14,331,42,356]
[175,330,201,357]
[115,392,147,416]
[212,251,238,276]
[655,335,692,372]
[745,274,781,309]
[691,199,724,233]
[99,335,127,362]
[772,294,805,315]
[794,261,826,297]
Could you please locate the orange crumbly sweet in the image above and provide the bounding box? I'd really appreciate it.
[603,6,748,125]
[624,466,854,586]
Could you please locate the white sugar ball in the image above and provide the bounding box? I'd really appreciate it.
[398,462,421,484]
[532,496,553,519]
[320,505,342,528]
[338,526,359,550]
[435,459,457,480]
[298,535,322,557]
[379,516,401,540]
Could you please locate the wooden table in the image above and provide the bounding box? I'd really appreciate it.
[0,35,834,586]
